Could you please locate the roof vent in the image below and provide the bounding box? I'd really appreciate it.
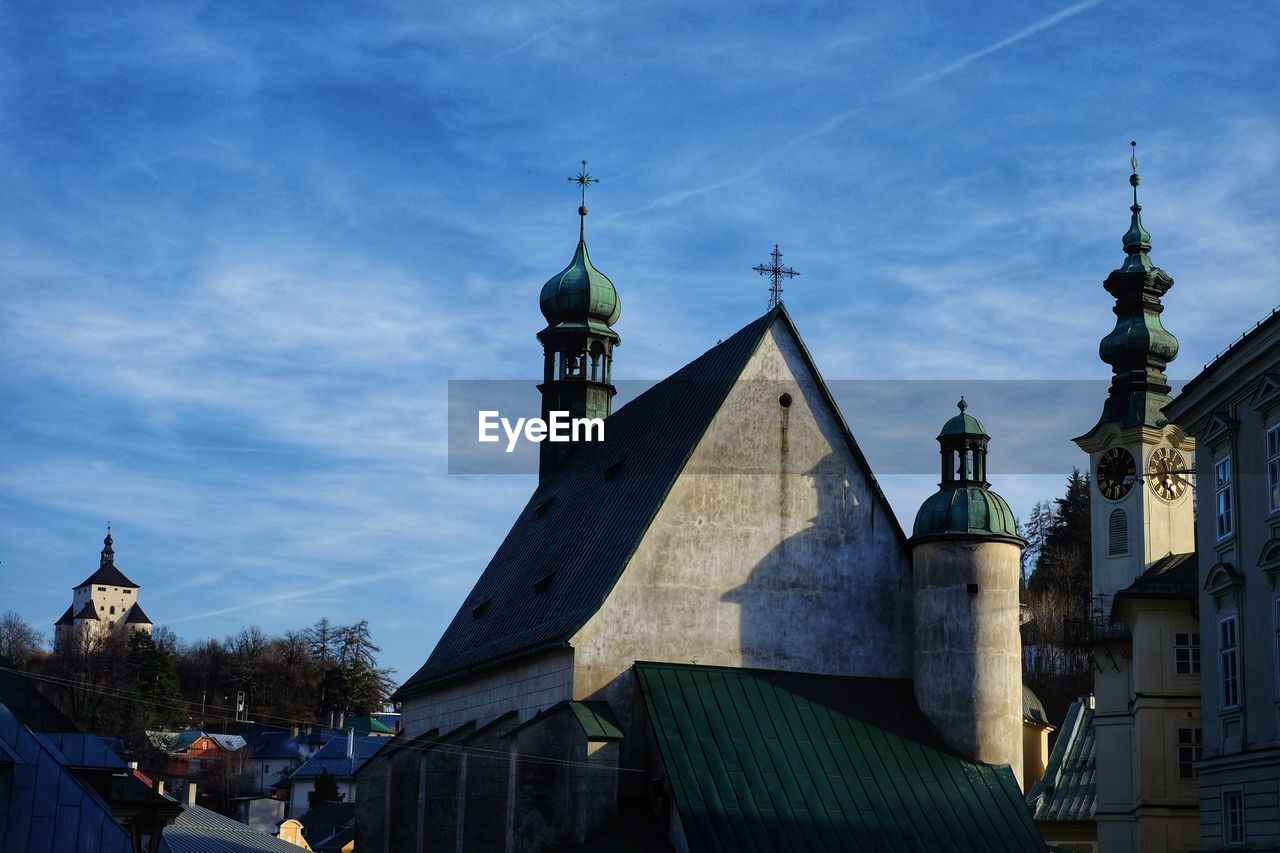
[534,572,556,594]
[604,457,626,481]
[471,600,491,619]
[535,496,556,519]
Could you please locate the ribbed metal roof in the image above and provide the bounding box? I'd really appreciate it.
[637,662,1047,853]
[161,803,303,853]
[1026,698,1096,823]
[290,734,384,781]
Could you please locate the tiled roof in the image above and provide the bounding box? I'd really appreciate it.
[1027,697,1096,823]
[396,309,778,697]
[160,803,303,853]
[636,662,1046,853]
[290,735,384,781]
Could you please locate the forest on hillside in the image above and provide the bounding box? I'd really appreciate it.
[0,614,396,747]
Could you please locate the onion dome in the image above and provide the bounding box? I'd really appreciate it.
[912,399,1023,543]
[539,213,621,328]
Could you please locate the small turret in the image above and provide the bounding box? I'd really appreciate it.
[536,161,621,480]
[910,400,1026,789]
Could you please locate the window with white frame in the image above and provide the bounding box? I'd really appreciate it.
[1268,423,1280,513]
[1174,632,1200,675]
[1224,789,1245,846]
[1176,727,1201,779]
[1221,615,1240,709]
[1216,457,1234,539]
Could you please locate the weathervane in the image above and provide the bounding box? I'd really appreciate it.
[1129,140,1140,209]
[568,160,598,238]
[753,244,800,310]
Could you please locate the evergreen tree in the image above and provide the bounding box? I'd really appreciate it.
[309,768,343,807]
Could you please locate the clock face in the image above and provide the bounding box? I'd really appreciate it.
[1097,447,1137,500]
[1148,447,1189,501]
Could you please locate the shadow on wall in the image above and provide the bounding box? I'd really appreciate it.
[722,451,899,674]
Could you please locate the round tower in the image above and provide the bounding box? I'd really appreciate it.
[910,399,1026,789]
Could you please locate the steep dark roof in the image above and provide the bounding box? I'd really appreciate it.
[54,606,74,627]
[76,561,139,590]
[1116,552,1197,602]
[636,662,1046,853]
[289,735,384,781]
[74,601,100,621]
[1027,698,1096,823]
[161,803,303,853]
[397,306,905,699]
[123,603,152,624]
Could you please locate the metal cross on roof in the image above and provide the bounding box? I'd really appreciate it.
[753,244,799,310]
[568,160,599,207]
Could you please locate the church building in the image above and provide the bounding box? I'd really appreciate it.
[359,186,1043,851]
[54,532,154,649]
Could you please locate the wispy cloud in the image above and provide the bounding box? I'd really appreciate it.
[899,0,1106,93]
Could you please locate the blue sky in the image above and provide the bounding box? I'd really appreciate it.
[2,1,1277,684]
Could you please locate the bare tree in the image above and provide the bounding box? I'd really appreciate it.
[0,610,42,667]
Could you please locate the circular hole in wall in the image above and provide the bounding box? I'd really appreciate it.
[778,393,793,408]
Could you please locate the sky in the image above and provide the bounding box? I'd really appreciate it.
[2,0,1278,686]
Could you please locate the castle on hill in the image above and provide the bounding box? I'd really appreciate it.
[54,532,153,648]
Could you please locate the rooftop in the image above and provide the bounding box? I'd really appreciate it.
[1027,697,1096,823]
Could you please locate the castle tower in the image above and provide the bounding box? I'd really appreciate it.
[55,531,152,648]
[536,168,620,480]
[910,399,1026,789]
[1073,143,1194,601]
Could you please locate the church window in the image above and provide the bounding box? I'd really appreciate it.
[1174,632,1199,675]
[1220,616,1240,709]
[1224,789,1245,845]
[1216,457,1234,539]
[1107,509,1128,556]
[1177,727,1202,779]
[471,600,490,619]
[1267,424,1280,513]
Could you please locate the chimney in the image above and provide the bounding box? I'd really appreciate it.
[186,783,197,806]
[155,780,165,797]
[346,728,355,758]
[127,761,138,770]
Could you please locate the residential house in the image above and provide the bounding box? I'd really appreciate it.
[245,730,303,794]
[287,731,381,818]
[1164,306,1280,849]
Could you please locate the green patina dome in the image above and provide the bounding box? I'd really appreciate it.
[912,486,1020,540]
[938,396,988,438]
[539,238,620,327]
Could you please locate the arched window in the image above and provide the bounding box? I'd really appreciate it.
[1108,508,1129,556]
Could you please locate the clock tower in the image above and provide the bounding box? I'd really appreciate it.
[1073,144,1194,601]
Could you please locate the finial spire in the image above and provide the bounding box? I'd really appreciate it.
[1121,140,1152,262]
[568,160,599,241]
[957,396,967,413]
[753,244,800,310]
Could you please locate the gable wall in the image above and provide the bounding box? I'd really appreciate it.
[572,322,913,709]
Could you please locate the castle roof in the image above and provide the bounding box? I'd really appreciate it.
[75,534,139,590]
[123,603,152,624]
[54,606,74,627]
[395,306,904,699]
[73,601,100,621]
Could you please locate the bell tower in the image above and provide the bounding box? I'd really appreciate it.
[1074,143,1194,601]
[536,161,621,480]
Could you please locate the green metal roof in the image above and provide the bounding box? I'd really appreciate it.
[540,238,620,327]
[569,701,624,741]
[1027,698,1095,824]
[636,662,1046,853]
[342,715,394,735]
[938,399,988,438]
[912,486,1020,540]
